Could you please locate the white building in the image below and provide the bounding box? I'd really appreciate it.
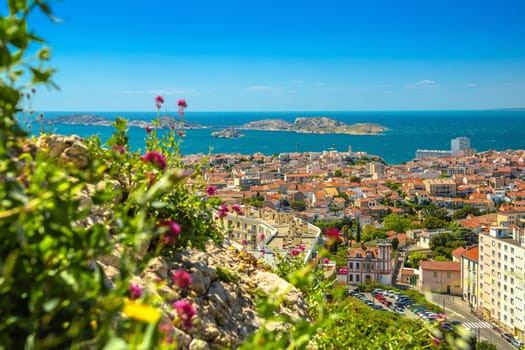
[451,136,471,155]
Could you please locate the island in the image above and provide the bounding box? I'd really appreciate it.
[211,127,244,138]
[41,114,207,129]
[241,117,388,135]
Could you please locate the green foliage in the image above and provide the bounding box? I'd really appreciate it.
[429,232,468,260]
[406,252,429,268]
[216,266,240,283]
[291,200,306,211]
[382,213,411,233]
[452,205,481,220]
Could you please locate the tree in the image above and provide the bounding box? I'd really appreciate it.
[420,203,450,221]
[422,216,448,229]
[391,237,399,250]
[349,175,361,183]
[452,205,481,220]
[333,169,342,177]
[356,221,361,243]
[407,252,428,268]
[476,341,498,350]
[291,200,306,211]
[382,213,411,233]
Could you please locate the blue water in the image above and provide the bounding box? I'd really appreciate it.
[30,110,525,165]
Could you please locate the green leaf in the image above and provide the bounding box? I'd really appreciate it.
[0,45,11,67]
[102,338,128,350]
[7,0,27,14]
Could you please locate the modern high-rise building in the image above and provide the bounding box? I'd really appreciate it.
[451,137,470,155]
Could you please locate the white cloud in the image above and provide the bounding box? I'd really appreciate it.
[416,79,436,86]
[112,88,197,95]
[466,83,477,88]
[245,85,288,93]
[313,82,326,87]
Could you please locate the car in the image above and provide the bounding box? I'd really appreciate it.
[511,339,522,348]
[373,305,385,311]
[502,333,514,343]
[450,320,461,325]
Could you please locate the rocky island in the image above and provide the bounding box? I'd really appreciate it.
[211,127,244,138]
[41,114,207,129]
[242,117,388,135]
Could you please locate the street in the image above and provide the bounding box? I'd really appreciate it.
[428,293,515,350]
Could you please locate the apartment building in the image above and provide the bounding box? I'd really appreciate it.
[423,178,457,197]
[460,245,479,312]
[344,242,392,286]
[478,226,525,341]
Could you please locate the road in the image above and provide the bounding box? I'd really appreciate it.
[428,293,515,350]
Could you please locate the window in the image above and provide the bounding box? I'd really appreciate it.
[492,240,495,247]
[447,272,451,278]
[356,275,360,282]
[349,263,353,269]
[349,275,353,282]
[433,271,438,278]
[356,263,360,270]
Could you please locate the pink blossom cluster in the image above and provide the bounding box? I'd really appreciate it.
[339,267,348,275]
[128,284,143,300]
[172,269,192,289]
[155,95,164,110]
[291,248,300,257]
[141,151,167,170]
[231,203,243,215]
[298,244,305,251]
[323,258,330,264]
[111,144,126,154]
[216,203,244,219]
[177,99,187,117]
[206,186,218,196]
[173,300,196,330]
[241,239,248,245]
[160,220,181,244]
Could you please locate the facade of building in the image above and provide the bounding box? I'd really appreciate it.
[424,178,457,197]
[418,261,462,295]
[415,149,452,159]
[451,137,471,155]
[478,226,525,341]
[460,245,479,312]
[344,242,392,286]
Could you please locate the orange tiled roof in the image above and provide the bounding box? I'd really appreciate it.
[452,247,466,259]
[419,261,460,271]
[461,246,479,262]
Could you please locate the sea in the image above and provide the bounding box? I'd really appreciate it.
[29,110,525,165]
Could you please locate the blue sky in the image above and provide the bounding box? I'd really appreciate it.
[22,0,525,111]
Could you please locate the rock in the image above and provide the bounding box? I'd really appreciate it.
[189,339,209,350]
[143,256,169,281]
[36,134,90,168]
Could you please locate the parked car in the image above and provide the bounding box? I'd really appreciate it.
[502,333,514,343]
[510,339,522,348]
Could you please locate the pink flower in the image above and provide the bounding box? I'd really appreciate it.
[217,204,229,219]
[241,239,248,245]
[145,126,152,133]
[325,228,340,239]
[291,249,300,256]
[206,186,218,196]
[142,151,167,170]
[323,258,329,264]
[339,267,348,275]
[159,323,171,334]
[172,269,192,288]
[111,144,126,154]
[232,204,244,215]
[178,130,185,137]
[173,300,196,330]
[160,220,181,244]
[298,244,305,251]
[259,233,266,241]
[177,99,187,108]
[178,99,187,117]
[156,96,165,104]
[259,248,265,254]
[128,284,143,300]
[282,243,287,249]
